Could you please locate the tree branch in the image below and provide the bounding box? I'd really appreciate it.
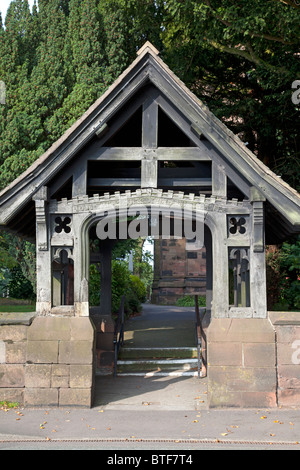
[205,38,291,76]
[272,0,300,10]
[203,0,297,45]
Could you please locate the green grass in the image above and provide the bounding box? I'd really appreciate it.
[0,401,20,409]
[175,295,206,307]
[0,304,35,312]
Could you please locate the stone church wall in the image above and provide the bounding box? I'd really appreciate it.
[151,238,206,305]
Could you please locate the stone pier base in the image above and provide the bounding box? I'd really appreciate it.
[0,314,95,407]
[207,318,277,408]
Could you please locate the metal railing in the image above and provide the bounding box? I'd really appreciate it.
[194,295,203,378]
[113,295,125,377]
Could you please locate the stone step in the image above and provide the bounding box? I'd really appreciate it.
[117,370,201,377]
[117,357,198,372]
[118,347,198,360]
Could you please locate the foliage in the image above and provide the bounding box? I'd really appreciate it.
[130,238,153,299]
[176,295,206,307]
[0,268,12,297]
[0,234,18,270]
[0,401,20,409]
[89,259,146,315]
[266,236,300,311]
[0,304,35,312]
[129,274,147,303]
[278,237,300,310]
[161,0,300,191]
[89,263,101,306]
[0,232,36,295]
[6,265,35,300]
[266,245,281,310]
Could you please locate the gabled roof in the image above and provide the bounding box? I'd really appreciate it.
[0,41,299,242]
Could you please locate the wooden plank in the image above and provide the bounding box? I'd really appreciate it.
[142,96,158,148]
[212,161,226,197]
[156,147,211,161]
[141,159,158,188]
[158,178,212,187]
[88,178,141,187]
[84,146,210,161]
[72,161,87,197]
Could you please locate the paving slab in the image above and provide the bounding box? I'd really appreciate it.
[123,304,199,348]
[94,375,208,410]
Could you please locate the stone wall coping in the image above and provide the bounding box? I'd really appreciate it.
[268,311,300,326]
[0,312,36,326]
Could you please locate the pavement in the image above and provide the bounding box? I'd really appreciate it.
[0,304,300,451]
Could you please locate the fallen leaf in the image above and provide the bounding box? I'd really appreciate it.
[98,410,104,413]
[289,422,294,426]
[261,416,267,419]
[270,433,275,437]
[273,420,279,423]
[193,420,198,423]
[221,433,228,436]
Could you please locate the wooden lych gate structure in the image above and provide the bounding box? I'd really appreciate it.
[0,42,300,408]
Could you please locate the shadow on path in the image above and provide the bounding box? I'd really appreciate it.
[94,303,208,410]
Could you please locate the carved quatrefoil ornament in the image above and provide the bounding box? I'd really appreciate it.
[229,217,246,235]
[54,216,72,234]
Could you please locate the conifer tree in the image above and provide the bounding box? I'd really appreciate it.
[0,0,40,186]
[49,0,108,133]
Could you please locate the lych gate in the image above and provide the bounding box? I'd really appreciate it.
[0,42,300,408]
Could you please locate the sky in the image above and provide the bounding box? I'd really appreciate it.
[0,0,35,22]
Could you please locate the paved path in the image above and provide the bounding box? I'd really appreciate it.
[123,303,199,348]
[96,303,208,410]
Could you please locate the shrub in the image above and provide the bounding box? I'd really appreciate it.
[175,295,206,307]
[129,275,147,302]
[7,266,35,300]
[89,261,144,315]
[266,236,300,311]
